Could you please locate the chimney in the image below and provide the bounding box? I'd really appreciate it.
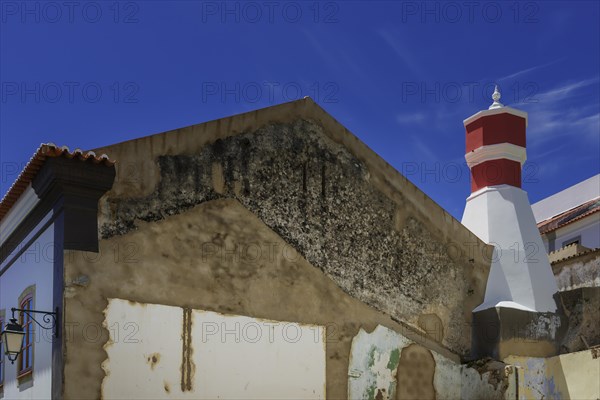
[461,86,563,360]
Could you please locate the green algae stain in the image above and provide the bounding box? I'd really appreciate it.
[365,346,379,400]
[366,383,376,400]
[367,346,377,368]
[387,348,400,371]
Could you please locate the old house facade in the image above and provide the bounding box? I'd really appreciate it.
[0,96,598,399]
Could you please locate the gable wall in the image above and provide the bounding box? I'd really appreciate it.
[61,100,494,397]
[92,99,491,357]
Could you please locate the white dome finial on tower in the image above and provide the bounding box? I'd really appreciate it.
[489,85,503,109]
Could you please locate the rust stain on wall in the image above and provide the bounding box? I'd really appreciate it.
[146,353,161,370]
[181,307,194,392]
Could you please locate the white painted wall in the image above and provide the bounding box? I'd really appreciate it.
[0,219,54,400]
[102,298,326,399]
[462,185,559,312]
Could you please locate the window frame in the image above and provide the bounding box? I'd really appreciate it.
[16,285,36,380]
[562,235,581,248]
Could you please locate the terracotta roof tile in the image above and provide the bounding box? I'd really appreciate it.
[0,143,115,221]
[537,197,600,234]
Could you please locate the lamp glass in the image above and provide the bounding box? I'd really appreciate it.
[1,320,25,359]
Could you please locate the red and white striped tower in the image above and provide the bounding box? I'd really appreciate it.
[462,86,558,312]
[462,86,561,358]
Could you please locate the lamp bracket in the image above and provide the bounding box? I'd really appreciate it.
[11,307,59,338]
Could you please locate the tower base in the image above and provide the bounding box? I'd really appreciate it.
[471,305,566,360]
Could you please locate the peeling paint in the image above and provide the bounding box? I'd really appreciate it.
[102,299,186,399]
[102,298,326,399]
[387,348,400,370]
[507,350,600,400]
[348,325,514,400]
[348,325,411,400]
[524,313,562,339]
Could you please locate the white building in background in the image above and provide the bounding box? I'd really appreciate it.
[532,174,600,253]
[531,174,600,293]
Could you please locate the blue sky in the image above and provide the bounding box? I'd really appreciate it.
[1,1,598,219]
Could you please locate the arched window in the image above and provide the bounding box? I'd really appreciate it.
[17,286,35,378]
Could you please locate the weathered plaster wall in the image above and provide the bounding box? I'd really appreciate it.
[507,349,600,399]
[553,250,600,291]
[545,349,600,399]
[472,305,566,361]
[102,299,326,399]
[347,325,515,400]
[91,99,491,358]
[63,198,468,399]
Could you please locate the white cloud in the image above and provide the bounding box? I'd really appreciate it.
[520,77,599,145]
[496,59,563,82]
[378,29,424,79]
[396,112,426,124]
[533,76,599,103]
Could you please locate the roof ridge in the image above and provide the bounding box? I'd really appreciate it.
[537,196,600,224]
[537,197,600,234]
